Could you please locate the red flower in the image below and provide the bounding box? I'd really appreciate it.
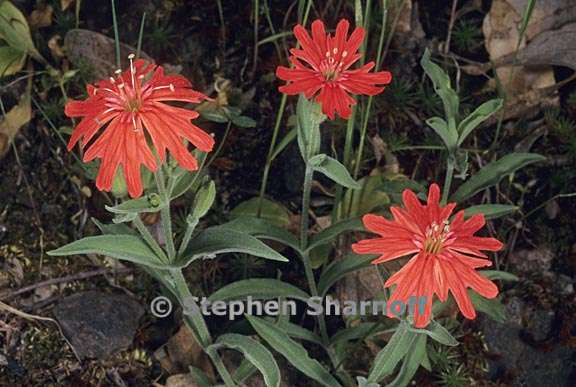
[65,55,214,198]
[352,184,503,327]
[276,19,392,120]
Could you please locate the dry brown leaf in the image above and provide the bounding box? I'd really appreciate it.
[61,0,75,11]
[163,374,199,387]
[29,4,53,29]
[48,35,65,58]
[0,91,32,157]
[154,324,215,378]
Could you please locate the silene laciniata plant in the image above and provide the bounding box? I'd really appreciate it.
[49,16,545,387]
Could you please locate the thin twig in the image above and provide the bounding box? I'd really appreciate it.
[0,268,132,301]
[444,0,459,54]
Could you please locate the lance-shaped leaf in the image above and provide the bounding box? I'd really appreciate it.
[219,217,300,253]
[105,193,164,216]
[309,154,361,189]
[407,320,458,346]
[0,1,38,57]
[480,270,519,282]
[308,217,364,252]
[457,98,503,146]
[451,153,546,202]
[210,334,281,387]
[386,334,428,387]
[421,49,459,123]
[367,322,416,383]
[318,253,377,297]
[230,197,292,228]
[47,235,166,268]
[274,320,323,346]
[463,204,518,220]
[192,179,216,219]
[209,278,310,303]
[0,45,25,76]
[426,116,457,151]
[246,316,342,387]
[176,228,289,268]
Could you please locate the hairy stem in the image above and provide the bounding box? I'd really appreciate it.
[154,167,177,261]
[170,269,236,386]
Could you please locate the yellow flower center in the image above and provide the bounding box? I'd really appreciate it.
[423,221,450,254]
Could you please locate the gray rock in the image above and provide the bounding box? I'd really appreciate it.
[53,291,143,360]
[481,296,574,386]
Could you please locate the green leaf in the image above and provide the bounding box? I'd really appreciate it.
[469,291,506,323]
[426,116,457,150]
[451,153,546,202]
[463,204,518,220]
[246,316,342,387]
[309,154,361,189]
[480,270,519,282]
[408,320,458,346]
[176,228,289,268]
[336,175,390,219]
[188,366,213,387]
[232,360,258,385]
[0,1,37,56]
[91,218,137,236]
[457,99,503,146]
[170,152,207,199]
[296,94,324,161]
[212,334,280,387]
[105,193,164,216]
[192,180,216,219]
[0,45,25,77]
[271,127,297,161]
[47,235,166,268]
[357,376,381,387]
[230,114,257,128]
[274,320,324,345]
[318,253,377,297]
[308,217,364,252]
[230,197,292,229]
[220,217,300,252]
[330,322,384,346]
[209,278,309,303]
[420,49,459,123]
[387,334,427,387]
[367,322,416,383]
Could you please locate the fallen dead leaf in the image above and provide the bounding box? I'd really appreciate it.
[0,85,31,158]
[162,373,199,387]
[29,4,53,29]
[154,324,215,379]
[48,35,65,58]
[61,0,75,11]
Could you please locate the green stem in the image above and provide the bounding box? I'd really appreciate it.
[110,0,121,68]
[332,108,357,221]
[133,216,169,263]
[257,94,287,215]
[442,156,455,205]
[300,164,339,368]
[353,0,388,179]
[177,217,199,257]
[257,0,313,216]
[170,269,236,387]
[154,167,177,261]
